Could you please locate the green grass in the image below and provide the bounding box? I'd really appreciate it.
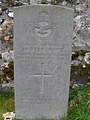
[66,84,90,120]
[0,90,14,120]
[0,85,90,120]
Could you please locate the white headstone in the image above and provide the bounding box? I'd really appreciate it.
[14,5,73,120]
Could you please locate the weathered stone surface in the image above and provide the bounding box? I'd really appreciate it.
[2,50,14,61]
[62,1,67,6]
[75,3,87,12]
[14,5,73,119]
[30,0,41,4]
[84,52,90,64]
[73,5,90,51]
[0,7,2,15]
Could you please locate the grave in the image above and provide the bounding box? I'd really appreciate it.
[14,4,73,120]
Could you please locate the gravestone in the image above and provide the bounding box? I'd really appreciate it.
[14,5,73,120]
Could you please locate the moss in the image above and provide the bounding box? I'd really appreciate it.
[0,75,3,84]
[41,0,58,4]
[78,50,88,56]
[6,0,14,6]
[80,64,90,77]
[66,0,77,4]
[71,63,90,82]
[0,61,14,83]
[72,50,88,60]
[41,0,47,4]
[51,0,58,4]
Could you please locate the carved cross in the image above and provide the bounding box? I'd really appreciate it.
[33,63,51,94]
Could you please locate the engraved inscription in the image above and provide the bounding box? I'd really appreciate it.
[14,6,73,119]
[25,9,57,40]
[20,95,54,104]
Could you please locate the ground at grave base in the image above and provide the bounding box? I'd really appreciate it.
[0,84,90,120]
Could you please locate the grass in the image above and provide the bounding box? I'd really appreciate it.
[0,90,14,120]
[0,84,90,120]
[67,84,90,120]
